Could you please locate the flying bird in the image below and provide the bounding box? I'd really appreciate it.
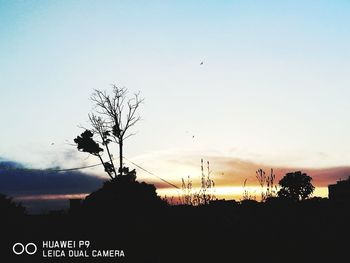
[186,131,195,139]
[200,61,204,65]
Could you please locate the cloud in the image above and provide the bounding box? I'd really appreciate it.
[130,150,350,189]
[3,152,349,199]
[207,156,350,187]
[0,159,105,197]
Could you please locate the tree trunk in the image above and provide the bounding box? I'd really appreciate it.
[97,154,113,180]
[119,139,123,176]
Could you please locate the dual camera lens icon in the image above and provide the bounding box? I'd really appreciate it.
[12,243,37,255]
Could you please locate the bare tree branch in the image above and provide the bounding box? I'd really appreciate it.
[87,85,143,177]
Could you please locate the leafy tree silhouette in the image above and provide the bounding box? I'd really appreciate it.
[74,130,103,155]
[74,130,115,179]
[278,171,315,201]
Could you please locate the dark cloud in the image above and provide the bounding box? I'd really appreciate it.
[0,159,105,197]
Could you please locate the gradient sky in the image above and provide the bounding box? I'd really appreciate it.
[1,1,350,199]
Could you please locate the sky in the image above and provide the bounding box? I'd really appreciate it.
[1,0,350,206]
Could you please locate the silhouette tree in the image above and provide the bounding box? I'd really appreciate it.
[278,171,314,201]
[75,85,143,178]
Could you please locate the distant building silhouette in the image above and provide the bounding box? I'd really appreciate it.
[328,176,350,201]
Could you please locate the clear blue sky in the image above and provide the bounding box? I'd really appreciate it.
[1,0,350,180]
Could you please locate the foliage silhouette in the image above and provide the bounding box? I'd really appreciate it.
[74,129,115,179]
[180,159,215,205]
[74,130,103,155]
[1,179,350,263]
[278,171,315,201]
[256,168,278,201]
[196,159,215,205]
[241,179,256,201]
[82,167,166,214]
[181,175,193,205]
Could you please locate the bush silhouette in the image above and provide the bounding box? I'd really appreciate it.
[278,171,314,201]
[83,167,166,214]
